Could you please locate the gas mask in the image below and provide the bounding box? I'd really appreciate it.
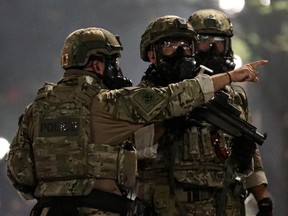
[102,55,132,89]
[196,35,235,74]
[196,44,235,74]
[153,44,197,86]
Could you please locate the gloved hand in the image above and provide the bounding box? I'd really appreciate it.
[231,136,256,172]
[256,197,273,216]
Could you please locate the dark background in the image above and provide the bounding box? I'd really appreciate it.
[1,0,287,215]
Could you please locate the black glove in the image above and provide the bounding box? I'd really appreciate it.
[256,197,273,216]
[231,136,256,172]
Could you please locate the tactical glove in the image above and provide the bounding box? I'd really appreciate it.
[231,136,256,172]
[256,197,273,216]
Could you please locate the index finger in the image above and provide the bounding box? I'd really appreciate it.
[250,60,268,68]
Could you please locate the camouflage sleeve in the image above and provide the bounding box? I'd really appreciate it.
[230,85,268,188]
[6,104,37,200]
[246,147,268,188]
[94,74,214,123]
[196,74,214,102]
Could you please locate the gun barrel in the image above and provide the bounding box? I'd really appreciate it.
[196,93,267,146]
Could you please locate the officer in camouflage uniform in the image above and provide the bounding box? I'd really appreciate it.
[135,15,270,216]
[188,9,273,216]
[6,26,266,216]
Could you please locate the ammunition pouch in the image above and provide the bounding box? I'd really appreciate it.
[153,185,178,216]
[120,141,137,188]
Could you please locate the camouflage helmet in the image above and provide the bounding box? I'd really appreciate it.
[140,15,197,62]
[61,27,123,69]
[188,9,233,37]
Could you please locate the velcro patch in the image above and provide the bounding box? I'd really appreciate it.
[130,88,164,121]
[39,117,80,136]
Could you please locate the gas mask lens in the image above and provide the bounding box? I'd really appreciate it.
[161,40,194,56]
[114,56,121,70]
[198,35,226,53]
[108,54,121,70]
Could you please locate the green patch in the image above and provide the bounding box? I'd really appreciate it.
[131,88,164,121]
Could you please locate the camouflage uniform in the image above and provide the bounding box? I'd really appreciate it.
[6,27,215,215]
[135,14,268,216]
[189,9,269,215]
[137,83,267,216]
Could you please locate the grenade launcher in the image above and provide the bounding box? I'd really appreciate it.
[193,90,267,146]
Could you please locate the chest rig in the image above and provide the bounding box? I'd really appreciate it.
[172,85,249,186]
[178,123,229,165]
[32,75,100,181]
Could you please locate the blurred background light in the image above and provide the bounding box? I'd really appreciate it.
[0,137,9,160]
[219,0,245,14]
[260,0,271,6]
[234,54,243,68]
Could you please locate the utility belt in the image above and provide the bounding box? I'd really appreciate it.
[175,185,218,203]
[30,189,132,216]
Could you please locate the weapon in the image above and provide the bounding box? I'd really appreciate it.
[193,90,267,146]
[165,90,267,216]
[192,90,267,216]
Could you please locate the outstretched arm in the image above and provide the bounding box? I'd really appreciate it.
[212,60,268,92]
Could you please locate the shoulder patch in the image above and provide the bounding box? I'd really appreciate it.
[130,88,165,121]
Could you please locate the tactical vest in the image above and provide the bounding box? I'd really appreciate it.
[174,85,249,187]
[139,85,249,188]
[31,76,100,181]
[31,75,136,191]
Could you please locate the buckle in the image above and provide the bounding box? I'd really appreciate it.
[186,189,214,202]
[187,189,200,202]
